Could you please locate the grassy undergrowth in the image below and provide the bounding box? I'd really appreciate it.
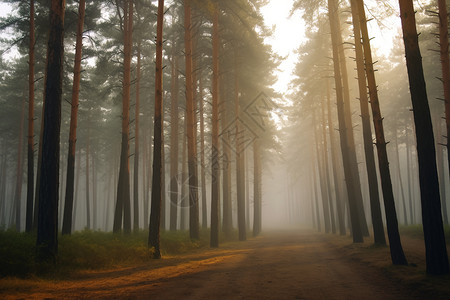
[400,224,450,244]
[334,225,450,299]
[0,228,236,278]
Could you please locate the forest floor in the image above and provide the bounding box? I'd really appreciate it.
[1,229,449,299]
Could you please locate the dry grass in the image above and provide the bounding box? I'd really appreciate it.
[326,227,450,299]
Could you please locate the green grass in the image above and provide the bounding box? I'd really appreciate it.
[399,224,450,244]
[0,228,227,278]
[0,230,36,277]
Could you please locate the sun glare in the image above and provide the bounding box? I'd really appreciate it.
[261,0,306,95]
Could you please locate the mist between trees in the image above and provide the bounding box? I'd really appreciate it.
[0,0,448,275]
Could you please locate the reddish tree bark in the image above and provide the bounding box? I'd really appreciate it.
[133,43,141,231]
[62,0,85,235]
[184,0,199,240]
[210,2,220,248]
[169,44,179,231]
[113,0,133,234]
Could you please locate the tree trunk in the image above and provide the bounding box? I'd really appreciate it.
[0,146,7,226]
[398,0,448,274]
[92,152,97,230]
[405,123,415,224]
[321,97,336,233]
[36,0,65,263]
[25,0,35,233]
[350,0,386,245]
[328,0,363,242]
[199,75,207,230]
[85,130,90,230]
[355,0,407,262]
[72,147,81,231]
[180,120,188,231]
[62,0,85,235]
[184,0,199,240]
[253,138,262,236]
[326,79,346,235]
[222,98,232,236]
[334,0,369,237]
[235,54,246,242]
[33,95,45,231]
[314,109,331,233]
[192,25,200,232]
[14,93,26,231]
[309,171,316,229]
[169,46,179,231]
[161,127,166,231]
[394,127,408,225]
[246,153,250,231]
[312,152,321,232]
[144,119,152,230]
[210,3,220,248]
[148,0,164,258]
[133,42,141,231]
[438,0,450,226]
[436,121,448,225]
[59,149,65,231]
[113,0,133,234]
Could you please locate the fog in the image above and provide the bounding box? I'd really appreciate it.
[0,0,448,253]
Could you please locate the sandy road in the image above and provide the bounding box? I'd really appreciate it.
[4,230,427,299]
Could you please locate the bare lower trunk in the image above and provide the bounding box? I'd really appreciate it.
[210,3,220,248]
[180,117,188,231]
[184,0,199,240]
[321,97,336,234]
[199,76,207,230]
[36,0,65,263]
[399,0,448,274]
[436,122,448,225]
[394,128,408,225]
[350,0,386,245]
[169,48,179,231]
[438,0,450,225]
[334,0,369,237]
[356,0,406,263]
[314,109,331,233]
[85,133,90,230]
[133,43,141,231]
[326,80,346,235]
[221,80,232,236]
[72,147,81,231]
[113,0,133,234]
[405,124,415,224]
[14,93,26,231]
[253,139,262,236]
[235,54,246,242]
[148,0,164,258]
[33,99,44,231]
[25,0,35,233]
[312,153,321,232]
[328,0,363,242]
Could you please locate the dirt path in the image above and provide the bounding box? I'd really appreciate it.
[2,230,430,299]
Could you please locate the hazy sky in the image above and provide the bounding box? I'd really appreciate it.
[0,3,11,17]
[260,0,305,94]
[0,0,396,95]
[260,0,400,95]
